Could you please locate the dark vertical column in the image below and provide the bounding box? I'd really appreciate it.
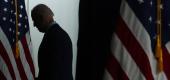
[76,0,121,80]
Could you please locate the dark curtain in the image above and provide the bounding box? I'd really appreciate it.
[76,0,121,80]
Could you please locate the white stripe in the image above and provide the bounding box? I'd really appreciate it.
[111,34,146,80]
[26,32,38,77]
[163,42,170,79]
[154,72,168,80]
[161,72,168,80]
[18,41,34,80]
[165,41,170,54]
[120,0,158,79]
[103,70,113,80]
[25,32,34,61]
[0,27,21,80]
[0,56,12,80]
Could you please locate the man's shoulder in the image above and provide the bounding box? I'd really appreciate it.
[50,23,64,33]
[47,23,71,41]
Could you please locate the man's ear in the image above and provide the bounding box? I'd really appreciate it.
[47,15,53,23]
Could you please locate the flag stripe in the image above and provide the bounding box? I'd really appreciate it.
[120,0,155,61]
[0,27,21,80]
[165,42,170,54]
[0,42,15,80]
[12,50,28,80]
[106,53,129,80]
[0,54,13,80]
[21,34,35,77]
[18,41,34,80]
[111,34,146,80]
[25,32,34,59]
[0,70,7,80]
[158,72,168,80]
[162,47,170,80]
[104,70,113,80]
[116,16,154,80]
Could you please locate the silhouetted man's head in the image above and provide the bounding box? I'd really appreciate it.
[31,4,54,33]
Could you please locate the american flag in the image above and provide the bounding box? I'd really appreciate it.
[104,0,170,80]
[0,0,35,80]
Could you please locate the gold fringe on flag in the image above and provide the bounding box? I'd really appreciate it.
[155,35,163,73]
[156,0,163,73]
[14,0,20,58]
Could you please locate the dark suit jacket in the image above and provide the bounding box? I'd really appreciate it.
[36,23,73,80]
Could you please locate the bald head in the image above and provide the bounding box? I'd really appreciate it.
[31,4,54,33]
[31,4,54,19]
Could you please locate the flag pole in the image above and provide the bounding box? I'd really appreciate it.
[156,0,163,73]
[14,0,20,58]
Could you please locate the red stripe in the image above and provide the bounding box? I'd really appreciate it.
[162,47,170,80]
[12,47,28,80]
[0,70,7,80]
[106,53,129,80]
[116,16,154,80]
[21,36,35,78]
[0,42,16,80]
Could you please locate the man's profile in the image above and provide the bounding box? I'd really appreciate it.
[31,4,73,80]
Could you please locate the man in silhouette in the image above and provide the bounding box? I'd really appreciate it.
[31,4,73,80]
